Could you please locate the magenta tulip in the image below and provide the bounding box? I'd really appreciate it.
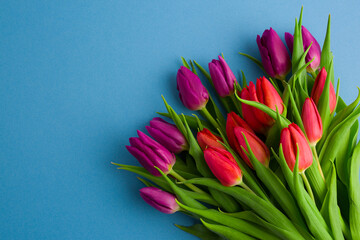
[146,117,188,154]
[140,187,179,214]
[126,130,175,176]
[177,66,209,110]
[208,56,236,97]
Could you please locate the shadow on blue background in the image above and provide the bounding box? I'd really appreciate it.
[1,1,360,239]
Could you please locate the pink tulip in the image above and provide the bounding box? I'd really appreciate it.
[280,123,313,172]
[204,147,242,187]
[301,98,323,145]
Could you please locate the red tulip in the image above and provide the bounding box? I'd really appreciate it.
[204,147,242,187]
[197,128,225,151]
[280,123,313,172]
[310,67,337,113]
[233,127,270,168]
[240,77,284,134]
[301,98,323,145]
[226,112,254,150]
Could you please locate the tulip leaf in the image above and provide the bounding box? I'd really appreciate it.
[181,114,213,177]
[304,157,327,203]
[348,141,360,239]
[161,96,188,139]
[293,152,333,240]
[192,114,204,131]
[181,56,191,69]
[156,167,207,210]
[182,178,305,239]
[292,14,306,88]
[157,112,214,131]
[136,177,156,188]
[208,188,240,213]
[241,70,247,89]
[201,219,256,240]
[317,58,333,132]
[320,15,334,84]
[320,164,344,240]
[194,60,212,82]
[189,60,197,75]
[238,52,266,73]
[178,201,278,240]
[241,134,307,229]
[175,223,225,240]
[286,84,305,132]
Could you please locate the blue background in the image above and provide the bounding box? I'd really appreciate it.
[1,1,360,239]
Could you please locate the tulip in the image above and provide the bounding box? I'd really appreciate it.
[226,112,254,150]
[301,98,323,145]
[240,77,284,134]
[139,187,179,214]
[177,66,209,110]
[234,127,270,168]
[146,117,188,154]
[204,147,242,187]
[126,130,175,177]
[285,26,321,72]
[257,28,291,79]
[197,128,225,151]
[310,67,337,113]
[280,123,313,172]
[208,56,236,97]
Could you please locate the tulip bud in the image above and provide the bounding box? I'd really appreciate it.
[204,147,242,187]
[301,98,323,146]
[234,127,270,168]
[257,28,291,79]
[139,187,179,214]
[208,56,236,97]
[240,77,283,134]
[280,123,313,172]
[285,26,321,73]
[146,117,188,154]
[176,66,209,110]
[310,67,337,113]
[197,128,225,151]
[126,130,175,176]
[226,112,254,150]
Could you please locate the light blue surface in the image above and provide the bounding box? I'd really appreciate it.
[1,1,360,239]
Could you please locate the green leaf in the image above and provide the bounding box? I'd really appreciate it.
[320,15,334,84]
[317,59,333,131]
[348,141,360,239]
[320,165,344,240]
[291,10,306,87]
[181,56,191,69]
[182,178,305,239]
[208,188,240,213]
[238,52,265,73]
[157,112,214,131]
[194,60,212,82]
[201,219,256,240]
[293,153,333,240]
[175,223,225,240]
[161,96,187,139]
[178,201,278,240]
[241,134,307,229]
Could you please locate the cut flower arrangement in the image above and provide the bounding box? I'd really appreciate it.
[113,8,360,240]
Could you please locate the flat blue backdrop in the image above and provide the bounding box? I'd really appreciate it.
[1,1,360,239]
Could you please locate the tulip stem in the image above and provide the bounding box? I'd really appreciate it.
[170,170,206,194]
[230,94,243,116]
[300,172,315,202]
[310,71,317,79]
[200,107,223,134]
[239,182,255,195]
[311,146,325,181]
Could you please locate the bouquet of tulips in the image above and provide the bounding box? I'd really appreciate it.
[114,8,360,240]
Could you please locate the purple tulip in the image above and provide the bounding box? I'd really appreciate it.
[140,187,180,214]
[126,130,175,176]
[257,28,291,79]
[285,26,321,73]
[208,56,236,97]
[176,66,209,110]
[146,117,188,154]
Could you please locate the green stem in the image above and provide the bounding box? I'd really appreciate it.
[300,172,315,202]
[239,182,255,195]
[310,71,317,79]
[170,170,206,194]
[230,94,242,116]
[311,146,325,181]
[200,107,223,133]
